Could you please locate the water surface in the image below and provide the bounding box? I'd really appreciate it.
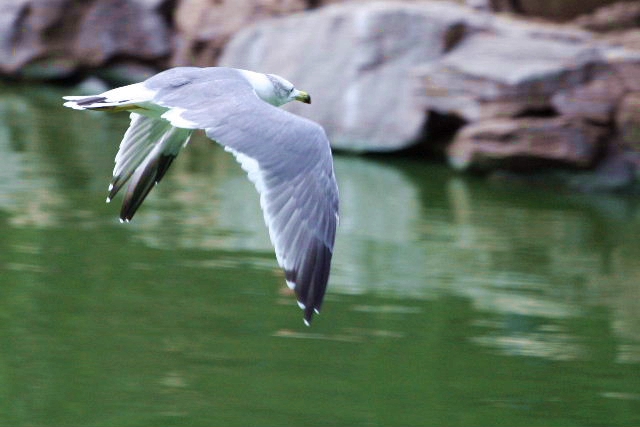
[1,83,639,426]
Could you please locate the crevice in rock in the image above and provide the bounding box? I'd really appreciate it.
[513,106,559,118]
[508,0,525,14]
[443,23,468,54]
[157,0,179,30]
[407,110,468,159]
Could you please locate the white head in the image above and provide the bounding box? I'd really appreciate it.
[238,69,311,107]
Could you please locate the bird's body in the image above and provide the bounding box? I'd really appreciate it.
[63,66,339,325]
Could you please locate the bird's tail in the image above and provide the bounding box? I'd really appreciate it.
[63,95,137,112]
[62,83,153,112]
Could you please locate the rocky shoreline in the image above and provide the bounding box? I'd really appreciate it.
[3,0,640,192]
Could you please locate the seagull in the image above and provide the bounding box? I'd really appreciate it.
[63,66,339,325]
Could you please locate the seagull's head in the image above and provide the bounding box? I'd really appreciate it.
[268,73,311,106]
[240,69,311,107]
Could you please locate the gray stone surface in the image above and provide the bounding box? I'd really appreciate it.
[415,30,600,121]
[172,0,308,67]
[0,0,171,78]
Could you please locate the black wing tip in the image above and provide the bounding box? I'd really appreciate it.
[285,241,333,326]
[119,184,150,222]
[303,306,320,327]
[286,269,318,325]
[107,175,129,203]
[111,154,177,223]
[76,96,107,106]
[119,204,136,222]
[63,96,136,111]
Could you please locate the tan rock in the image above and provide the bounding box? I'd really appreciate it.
[551,69,625,124]
[616,92,640,153]
[172,0,307,67]
[447,117,606,170]
[574,1,640,32]
[416,30,600,122]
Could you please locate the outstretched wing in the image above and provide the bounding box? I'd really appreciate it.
[109,113,193,221]
[150,70,339,325]
[63,82,193,222]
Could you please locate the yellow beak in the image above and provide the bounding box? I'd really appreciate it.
[294,90,311,104]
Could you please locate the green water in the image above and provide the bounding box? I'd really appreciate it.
[1,83,639,426]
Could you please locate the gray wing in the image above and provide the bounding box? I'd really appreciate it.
[151,71,339,325]
[109,113,193,221]
[63,72,195,222]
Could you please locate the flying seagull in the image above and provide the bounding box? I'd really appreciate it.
[63,66,339,325]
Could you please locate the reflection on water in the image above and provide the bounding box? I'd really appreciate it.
[1,83,640,426]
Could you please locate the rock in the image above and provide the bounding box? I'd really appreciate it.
[0,0,170,78]
[601,30,640,51]
[74,0,170,66]
[220,1,488,151]
[466,0,493,11]
[607,48,640,92]
[551,69,625,124]
[415,29,600,122]
[482,0,523,13]
[484,0,636,21]
[413,11,640,172]
[616,92,640,153]
[171,0,308,67]
[0,0,57,75]
[447,117,606,171]
[574,1,640,32]
[573,1,640,50]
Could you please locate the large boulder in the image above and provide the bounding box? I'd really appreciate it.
[171,0,309,67]
[219,1,488,151]
[415,28,599,122]
[415,9,640,173]
[0,0,170,79]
